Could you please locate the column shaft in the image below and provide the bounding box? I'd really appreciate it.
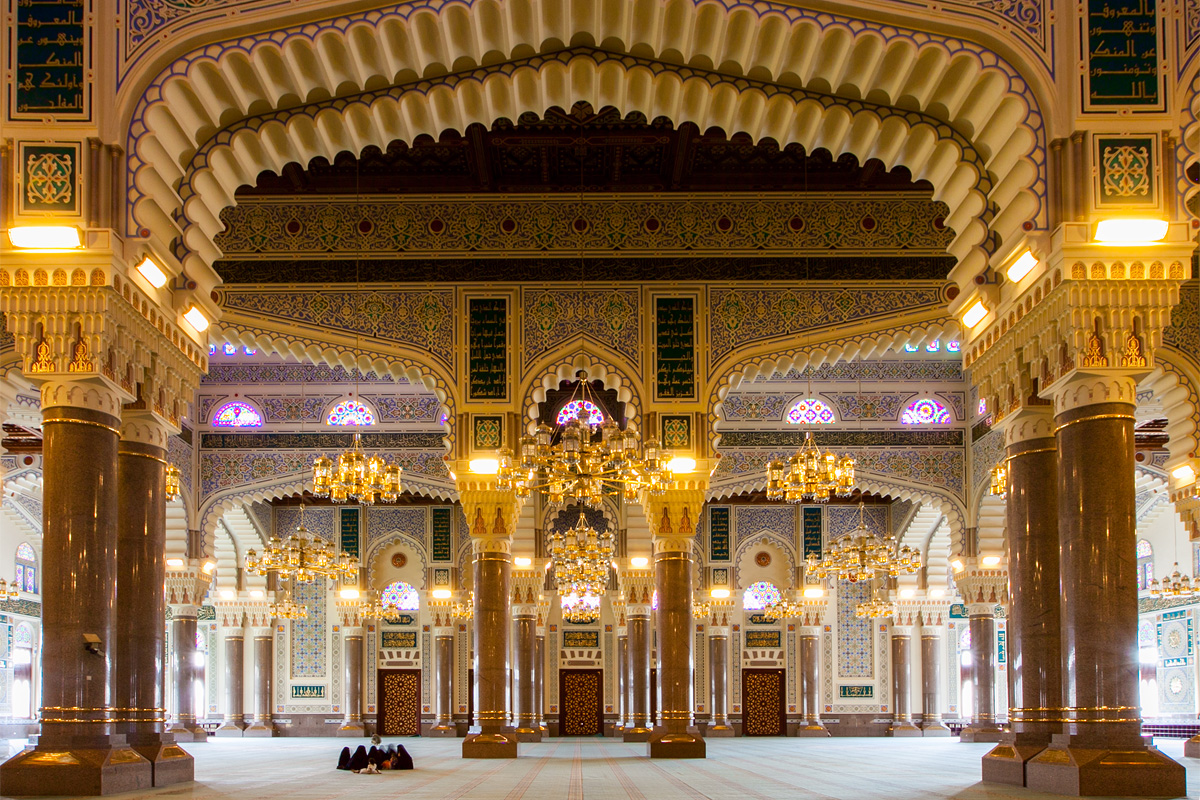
[535,634,546,733]
[215,636,244,736]
[617,635,628,733]
[920,634,950,736]
[243,634,275,737]
[463,547,517,756]
[513,614,539,740]
[649,550,704,757]
[430,633,455,735]
[798,632,829,736]
[889,633,921,736]
[338,634,364,736]
[624,613,652,740]
[707,634,732,736]
[170,614,205,741]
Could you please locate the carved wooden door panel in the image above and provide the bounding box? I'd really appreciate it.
[378,669,420,736]
[559,669,603,735]
[741,669,785,736]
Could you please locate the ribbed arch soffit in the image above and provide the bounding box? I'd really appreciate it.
[124,0,1048,289]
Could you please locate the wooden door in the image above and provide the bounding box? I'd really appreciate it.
[377,669,420,736]
[558,669,603,735]
[741,669,785,736]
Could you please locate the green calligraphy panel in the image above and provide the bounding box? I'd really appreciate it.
[468,298,507,400]
[1085,0,1161,110]
[431,507,453,562]
[655,297,695,399]
[709,506,730,562]
[14,0,88,118]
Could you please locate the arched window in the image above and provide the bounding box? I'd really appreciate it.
[901,398,951,424]
[742,581,782,610]
[1137,539,1154,590]
[556,399,604,426]
[327,400,375,426]
[786,398,835,424]
[15,542,36,594]
[212,401,263,428]
[381,581,420,611]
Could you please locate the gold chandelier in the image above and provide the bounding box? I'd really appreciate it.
[355,590,390,619]
[245,504,359,583]
[807,502,921,583]
[855,591,897,619]
[0,577,19,600]
[1151,563,1197,598]
[311,431,402,505]
[165,464,182,502]
[759,598,804,622]
[496,372,677,507]
[989,461,1008,497]
[452,591,474,620]
[766,432,855,503]
[551,513,614,624]
[270,587,308,620]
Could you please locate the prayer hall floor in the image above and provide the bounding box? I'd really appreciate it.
[0,736,1197,800]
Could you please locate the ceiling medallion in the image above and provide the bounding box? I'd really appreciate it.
[765,432,855,503]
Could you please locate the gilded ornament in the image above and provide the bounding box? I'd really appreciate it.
[1079,330,1108,368]
[67,338,92,373]
[29,339,54,373]
[1120,332,1147,367]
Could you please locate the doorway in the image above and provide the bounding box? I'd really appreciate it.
[377,669,420,735]
[741,669,785,736]
[558,669,603,735]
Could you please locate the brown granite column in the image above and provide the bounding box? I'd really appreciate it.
[646,485,708,759]
[920,627,951,736]
[242,628,275,737]
[429,623,456,736]
[889,625,923,736]
[959,605,1003,742]
[512,603,540,741]
[535,628,547,735]
[215,632,245,737]
[0,379,154,794]
[1026,376,1183,796]
[616,631,628,734]
[115,410,193,784]
[624,601,653,741]
[983,406,1060,782]
[169,610,207,742]
[796,627,828,736]
[707,623,733,736]
[338,627,365,736]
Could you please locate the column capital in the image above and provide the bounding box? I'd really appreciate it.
[511,569,542,617]
[995,404,1056,448]
[697,598,737,628]
[39,375,127,418]
[165,562,213,608]
[120,405,178,447]
[891,601,924,628]
[917,599,954,627]
[455,467,522,553]
[428,598,455,632]
[213,600,247,630]
[1044,370,1139,416]
[954,564,1008,609]
[643,472,711,554]
[796,597,829,627]
[334,597,366,628]
[618,568,655,614]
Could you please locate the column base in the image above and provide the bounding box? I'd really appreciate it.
[126,736,194,787]
[213,721,244,737]
[706,723,735,738]
[1184,734,1200,758]
[166,725,207,743]
[462,732,518,758]
[514,727,542,743]
[623,726,653,742]
[427,724,458,738]
[960,724,1005,743]
[981,737,1051,787]
[648,732,706,759]
[240,723,276,738]
[1025,740,1185,797]
[796,722,831,738]
[921,722,953,737]
[335,722,366,738]
[0,743,153,796]
[888,720,924,737]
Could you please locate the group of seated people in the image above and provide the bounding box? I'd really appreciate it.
[337,740,413,774]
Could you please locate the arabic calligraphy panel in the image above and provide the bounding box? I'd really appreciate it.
[12,0,89,119]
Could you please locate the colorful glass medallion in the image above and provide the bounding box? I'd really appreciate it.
[15,543,34,562]
[786,398,835,424]
[327,400,375,426]
[212,401,263,428]
[743,580,782,610]
[556,399,604,426]
[381,581,420,611]
[901,398,950,424]
[1136,539,1152,559]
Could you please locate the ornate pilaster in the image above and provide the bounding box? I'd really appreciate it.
[618,568,655,742]
[457,470,522,758]
[954,568,1007,743]
[165,566,212,746]
[243,618,276,738]
[642,469,711,759]
[888,622,923,737]
[511,569,542,742]
[796,598,830,737]
[917,601,952,737]
[535,594,550,735]
[333,600,366,737]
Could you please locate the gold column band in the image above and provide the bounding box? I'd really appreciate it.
[42,417,121,435]
[1054,413,1136,434]
[117,450,168,464]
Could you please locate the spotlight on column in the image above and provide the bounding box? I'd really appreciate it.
[469,457,500,474]
[899,589,915,598]
[1005,250,1038,283]
[249,590,264,598]
[219,589,235,599]
[183,305,210,332]
[8,225,82,249]
[202,560,217,574]
[514,556,532,567]
[929,588,946,598]
[432,589,452,599]
[981,555,1002,568]
[1094,218,1169,243]
[802,587,824,598]
[166,558,185,568]
[961,300,988,329]
[710,588,731,599]
[1172,465,1197,485]
[951,559,965,573]
[136,256,169,288]
[630,557,649,568]
[339,587,361,599]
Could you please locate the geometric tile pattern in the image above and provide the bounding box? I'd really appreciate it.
[289,579,327,679]
[837,580,874,678]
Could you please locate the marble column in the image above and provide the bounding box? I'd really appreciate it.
[115,410,194,784]
[169,610,207,742]
[983,407,1059,781]
[0,380,154,795]
[707,626,733,736]
[959,606,1003,742]
[920,630,951,736]
[512,606,540,741]
[535,631,547,734]
[889,626,923,736]
[625,605,653,741]
[1026,377,1184,796]
[338,628,365,736]
[429,625,456,737]
[648,495,705,759]
[797,626,829,736]
[215,632,245,736]
[616,633,628,734]
[242,629,275,737]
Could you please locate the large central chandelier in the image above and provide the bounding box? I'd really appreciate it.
[807,502,921,582]
[496,372,675,507]
[246,504,360,583]
[551,513,615,624]
[311,431,403,504]
[766,432,855,503]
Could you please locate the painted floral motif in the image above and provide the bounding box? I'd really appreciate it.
[743,581,782,610]
[212,401,263,428]
[327,400,375,426]
[786,398,835,424]
[381,581,420,611]
[556,399,604,426]
[722,394,787,421]
[900,398,951,424]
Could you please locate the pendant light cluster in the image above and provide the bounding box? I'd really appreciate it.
[311,432,403,504]
[245,504,360,584]
[551,513,615,624]
[766,432,855,503]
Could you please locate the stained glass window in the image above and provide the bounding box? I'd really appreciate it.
[652,590,658,610]
[223,343,237,355]
[926,340,940,352]
[23,567,36,593]
[786,398,835,424]
[1137,540,1153,558]
[208,344,216,355]
[327,400,375,426]
[978,398,988,416]
[901,398,950,424]
[212,401,263,428]
[743,581,782,610]
[946,341,961,352]
[381,581,420,611]
[556,399,604,426]
[243,347,257,356]
[15,543,35,563]
[14,565,23,589]
[14,625,31,647]
[904,343,919,353]
[960,627,972,650]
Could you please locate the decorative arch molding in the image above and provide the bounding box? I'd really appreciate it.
[732,529,797,589]
[212,321,455,450]
[1143,347,1200,471]
[709,318,962,449]
[365,531,428,588]
[522,350,642,436]
[127,32,1044,291]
